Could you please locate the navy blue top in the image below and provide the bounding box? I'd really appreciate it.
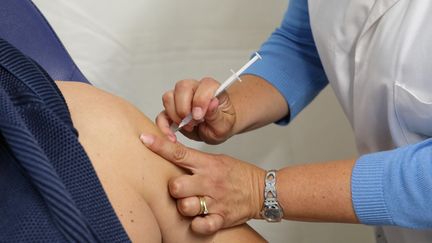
[0,0,89,83]
[0,38,129,242]
[0,1,129,241]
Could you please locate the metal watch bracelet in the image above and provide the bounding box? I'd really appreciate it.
[260,170,284,222]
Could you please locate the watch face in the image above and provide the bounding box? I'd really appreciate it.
[263,208,282,222]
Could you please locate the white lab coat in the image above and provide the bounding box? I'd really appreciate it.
[308,0,432,242]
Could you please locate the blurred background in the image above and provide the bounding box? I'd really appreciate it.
[33,0,374,242]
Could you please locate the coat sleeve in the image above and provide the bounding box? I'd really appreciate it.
[243,0,328,124]
[352,138,432,228]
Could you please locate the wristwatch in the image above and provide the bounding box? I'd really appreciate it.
[260,170,284,222]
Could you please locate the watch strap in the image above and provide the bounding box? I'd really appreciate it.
[261,169,284,222]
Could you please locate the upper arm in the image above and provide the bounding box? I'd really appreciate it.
[57,81,266,242]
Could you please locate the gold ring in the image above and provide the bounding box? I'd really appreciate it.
[198,196,209,216]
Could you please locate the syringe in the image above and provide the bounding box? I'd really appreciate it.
[170,52,262,133]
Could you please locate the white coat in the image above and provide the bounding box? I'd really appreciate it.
[308,0,432,242]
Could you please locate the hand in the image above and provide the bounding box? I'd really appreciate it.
[140,133,265,235]
[156,77,236,145]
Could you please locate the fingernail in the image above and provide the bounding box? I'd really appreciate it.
[140,134,154,146]
[192,107,203,120]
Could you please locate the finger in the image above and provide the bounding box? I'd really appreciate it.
[139,134,207,170]
[198,93,234,143]
[162,91,182,124]
[174,79,198,119]
[191,213,224,235]
[155,111,177,142]
[181,119,201,133]
[204,91,231,123]
[192,77,220,120]
[182,122,195,133]
[168,174,210,198]
[207,98,220,115]
[203,97,220,122]
[176,195,213,217]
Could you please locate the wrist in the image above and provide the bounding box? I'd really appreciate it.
[259,169,284,222]
[228,75,288,134]
[251,166,266,220]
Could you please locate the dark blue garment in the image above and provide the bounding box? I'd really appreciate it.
[0,0,89,83]
[0,38,130,242]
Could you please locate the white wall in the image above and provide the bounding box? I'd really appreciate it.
[33,0,374,242]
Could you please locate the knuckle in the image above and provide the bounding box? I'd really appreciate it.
[204,220,218,233]
[177,199,192,214]
[200,77,219,90]
[200,77,216,84]
[155,112,165,124]
[162,91,173,106]
[173,143,188,162]
[168,179,182,197]
[177,108,189,118]
[175,80,193,90]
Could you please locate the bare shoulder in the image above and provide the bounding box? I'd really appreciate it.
[56,81,166,242]
[55,81,266,243]
[55,81,160,137]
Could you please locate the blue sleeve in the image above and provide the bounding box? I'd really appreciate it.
[243,0,328,124]
[352,139,432,228]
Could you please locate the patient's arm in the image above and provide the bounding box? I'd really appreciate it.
[56,81,266,243]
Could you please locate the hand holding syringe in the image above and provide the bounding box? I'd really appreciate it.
[170,52,262,133]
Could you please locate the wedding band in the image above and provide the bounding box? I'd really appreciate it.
[198,196,209,215]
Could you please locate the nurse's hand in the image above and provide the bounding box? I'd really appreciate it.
[140,133,265,235]
[156,77,236,145]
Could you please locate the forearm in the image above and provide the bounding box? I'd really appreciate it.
[228,74,288,134]
[234,0,328,134]
[256,159,359,223]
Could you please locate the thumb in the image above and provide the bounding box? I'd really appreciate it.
[140,133,204,171]
[207,92,234,123]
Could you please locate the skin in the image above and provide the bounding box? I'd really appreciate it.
[156,75,289,143]
[56,81,266,243]
[146,75,359,235]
